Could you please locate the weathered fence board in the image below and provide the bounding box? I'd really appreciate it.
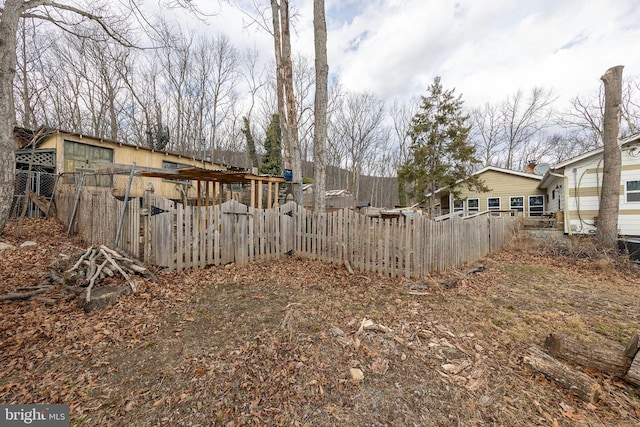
[56,189,518,277]
[56,187,140,258]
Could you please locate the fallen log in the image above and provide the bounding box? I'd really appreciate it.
[625,351,640,387]
[544,333,631,377]
[523,347,602,404]
[623,334,640,359]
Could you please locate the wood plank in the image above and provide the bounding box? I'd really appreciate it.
[206,205,213,266]
[199,206,206,268]
[176,203,184,270]
[384,219,390,277]
[248,205,255,263]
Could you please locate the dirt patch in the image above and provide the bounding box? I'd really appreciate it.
[1,218,640,426]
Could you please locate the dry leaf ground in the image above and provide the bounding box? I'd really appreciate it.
[1,218,640,426]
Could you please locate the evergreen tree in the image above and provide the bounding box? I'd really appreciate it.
[399,77,487,215]
[260,114,283,175]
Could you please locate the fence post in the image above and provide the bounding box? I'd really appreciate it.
[67,172,85,236]
[143,183,152,265]
[46,173,60,218]
[115,162,136,247]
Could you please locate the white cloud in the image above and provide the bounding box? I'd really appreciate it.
[324,0,640,108]
[182,0,640,111]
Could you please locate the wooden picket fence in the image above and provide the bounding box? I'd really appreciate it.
[56,190,518,278]
[147,197,295,270]
[294,206,517,278]
[56,187,140,257]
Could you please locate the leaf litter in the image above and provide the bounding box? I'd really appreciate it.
[1,218,640,425]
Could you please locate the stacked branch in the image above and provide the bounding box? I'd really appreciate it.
[63,245,156,302]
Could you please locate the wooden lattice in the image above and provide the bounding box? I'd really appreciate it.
[15,149,56,167]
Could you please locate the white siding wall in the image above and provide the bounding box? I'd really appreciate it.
[565,143,640,236]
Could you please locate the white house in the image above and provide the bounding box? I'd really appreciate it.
[538,133,640,236]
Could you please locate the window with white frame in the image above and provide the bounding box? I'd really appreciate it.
[528,195,544,216]
[453,200,464,212]
[487,197,500,210]
[626,180,640,202]
[467,198,479,213]
[509,196,524,215]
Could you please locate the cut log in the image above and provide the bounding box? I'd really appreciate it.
[625,351,640,387]
[624,334,640,359]
[523,347,602,403]
[544,333,631,377]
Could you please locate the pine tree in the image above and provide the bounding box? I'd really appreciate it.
[260,114,283,175]
[399,77,487,215]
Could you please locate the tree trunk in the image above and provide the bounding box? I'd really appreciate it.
[523,347,602,403]
[280,0,302,202]
[270,0,287,163]
[596,65,624,250]
[0,1,23,234]
[544,333,631,377]
[312,0,328,214]
[271,0,302,203]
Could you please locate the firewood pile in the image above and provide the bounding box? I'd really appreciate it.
[0,244,156,309]
[63,245,156,300]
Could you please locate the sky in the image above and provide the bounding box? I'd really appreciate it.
[172,0,640,110]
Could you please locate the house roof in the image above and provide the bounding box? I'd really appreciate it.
[302,184,354,197]
[326,189,353,197]
[537,172,565,190]
[137,167,285,184]
[429,166,543,197]
[551,132,640,170]
[14,126,228,169]
[473,166,543,180]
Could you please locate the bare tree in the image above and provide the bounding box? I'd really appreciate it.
[270,0,302,201]
[312,0,328,213]
[389,97,418,205]
[561,76,640,151]
[14,17,52,129]
[0,0,209,232]
[156,21,195,153]
[332,91,387,200]
[470,102,504,167]
[501,87,556,170]
[544,132,582,164]
[560,90,605,151]
[596,65,624,251]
